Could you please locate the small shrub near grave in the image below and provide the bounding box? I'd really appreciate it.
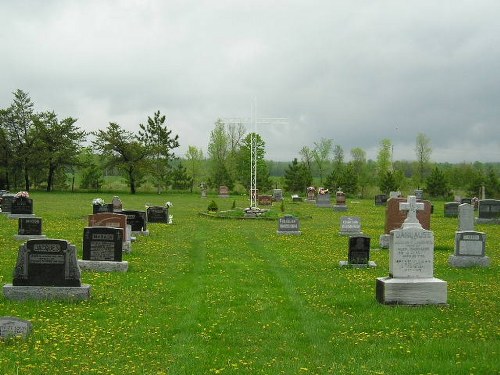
[207,200,218,212]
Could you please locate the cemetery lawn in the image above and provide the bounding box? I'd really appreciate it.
[0,192,498,374]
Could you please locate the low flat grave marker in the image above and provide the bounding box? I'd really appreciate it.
[340,235,376,268]
[3,239,90,301]
[15,217,46,240]
[376,196,447,305]
[0,317,33,340]
[277,215,301,235]
[79,227,128,272]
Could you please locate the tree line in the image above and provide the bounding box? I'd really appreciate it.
[1,89,499,198]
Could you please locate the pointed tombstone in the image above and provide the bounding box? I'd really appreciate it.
[376,196,447,305]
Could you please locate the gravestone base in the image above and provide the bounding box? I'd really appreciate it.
[339,261,376,268]
[132,230,150,236]
[78,260,129,272]
[448,255,490,268]
[14,234,46,241]
[3,284,91,301]
[333,205,348,212]
[379,234,390,248]
[475,218,500,224]
[8,214,35,219]
[276,230,302,235]
[376,277,447,305]
[340,231,362,236]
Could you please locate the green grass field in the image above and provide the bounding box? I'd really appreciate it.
[0,192,498,374]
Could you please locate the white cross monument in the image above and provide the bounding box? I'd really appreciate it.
[399,195,424,229]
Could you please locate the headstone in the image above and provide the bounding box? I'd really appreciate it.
[79,227,128,272]
[88,212,131,252]
[0,317,33,340]
[218,185,229,198]
[414,189,424,200]
[112,196,123,212]
[0,193,15,214]
[449,231,489,267]
[340,235,375,268]
[93,203,113,214]
[272,189,283,202]
[9,197,34,218]
[277,215,301,235]
[444,202,459,218]
[333,188,347,211]
[201,184,207,198]
[122,210,149,235]
[458,203,475,231]
[306,187,316,201]
[389,191,401,199]
[291,194,302,202]
[376,196,447,305]
[375,194,388,206]
[379,196,432,248]
[476,199,500,224]
[15,217,46,240]
[146,206,169,223]
[316,193,331,208]
[460,198,472,205]
[339,216,362,236]
[258,195,273,206]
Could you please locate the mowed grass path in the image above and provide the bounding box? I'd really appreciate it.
[0,192,499,374]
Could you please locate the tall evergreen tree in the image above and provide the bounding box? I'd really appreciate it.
[283,158,312,193]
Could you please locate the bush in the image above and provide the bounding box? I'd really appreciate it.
[207,200,218,212]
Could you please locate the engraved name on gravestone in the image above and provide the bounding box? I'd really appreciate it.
[0,317,33,340]
[1,194,15,213]
[10,197,33,215]
[348,236,371,265]
[18,217,42,235]
[340,216,362,235]
[455,231,486,257]
[146,206,169,223]
[83,227,123,262]
[458,203,475,231]
[444,202,459,217]
[277,215,301,235]
[12,239,81,287]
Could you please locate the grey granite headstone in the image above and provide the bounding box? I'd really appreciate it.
[449,231,490,268]
[0,317,33,340]
[458,203,475,231]
[16,217,46,240]
[339,216,362,236]
[277,215,301,235]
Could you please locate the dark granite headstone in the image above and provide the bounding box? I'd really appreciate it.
[93,203,113,214]
[12,239,81,287]
[18,217,42,235]
[11,197,33,215]
[122,210,147,232]
[444,202,459,217]
[478,199,500,219]
[1,194,15,213]
[83,227,123,262]
[147,206,169,223]
[348,236,371,265]
[375,194,388,206]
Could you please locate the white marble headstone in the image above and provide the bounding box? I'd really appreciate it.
[458,203,475,231]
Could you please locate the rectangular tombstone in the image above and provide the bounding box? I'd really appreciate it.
[12,239,81,287]
[83,227,123,262]
[93,204,113,214]
[258,195,273,206]
[218,185,229,198]
[444,202,459,217]
[316,193,331,208]
[454,231,486,257]
[88,212,128,238]
[1,194,15,213]
[122,210,147,232]
[272,189,283,201]
[348,236,371,265]
[389,226,434,278]
[477,199,500,220]
[458,203,475,231]
[18,217,42,236]
[10,197,33,215]
[375,194,388,206]
[0,317,33,340]
[277,215,301,235]
[384,197,431,234]
[340,216,362,235]
[146,206,169,223]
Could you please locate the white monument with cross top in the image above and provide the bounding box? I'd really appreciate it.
[399,195,425,229]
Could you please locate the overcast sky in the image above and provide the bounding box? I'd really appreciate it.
[1,0,499,163]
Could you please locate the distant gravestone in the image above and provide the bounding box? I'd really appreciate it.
[277,215,301,235]
[79,227,128,272]
[376,196,447,305]
[316,193,331,208]
[122,210,148,235]
[414,189,424,200]
[444,202,459,217]
[458,203,475,231]
[4,239,90,301]
[258,195,273,206]
[340,235,375,268]
[339,216,362,236]
[476,199,500,224]
[273,189,283,202]
[379,196,432,248]
[449,231,489,267]
[9,197,34,218]
[218,186,229,198]
[291,194,302,202]
[1,193,15,214]
[333,188,347,211]
[146,206,169,223]
[92,203,113,214]
[389,191,401,199]
[0,317,33,340]
[460,198,472,205]
[306,187,316,201]
[112,196,123,212]
[16,217,46,240]
[88,212,131,252]
[374,194,388,206]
